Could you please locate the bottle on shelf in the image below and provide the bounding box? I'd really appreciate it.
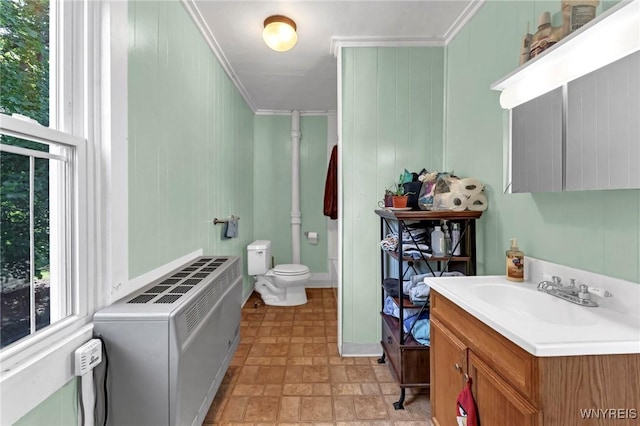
[530,11,559,58]
[561,0,599,36]
[431,226,445,257]
[442,221,452,256]
[519,22,533,65]
[451,223,461,256]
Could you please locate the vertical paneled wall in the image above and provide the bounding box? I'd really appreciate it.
[341,47,445,348]
[444,0,639,282]
[128,0,255,295]
[253,115,329,273]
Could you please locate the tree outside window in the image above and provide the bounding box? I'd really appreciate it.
[0,0,51,348]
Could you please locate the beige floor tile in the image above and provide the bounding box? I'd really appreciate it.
[278,396,301,421]
[236,365,260,384]
[283,383,313,396]
[264,384,283,396]
[332,383,363,395]
[353,395,389,420]
[232,384,266,396]
[256,366,286,384]
[312,383,332,395]
[303,343,328,356]
[219,396,248,421]
[284,365,305,383]
[360,383,381,395]
[244,396,281,421]
[300,396,333,421]
[302,365,330,382]
[334,396,357,421]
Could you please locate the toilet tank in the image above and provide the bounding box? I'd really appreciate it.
[247,240,271,275]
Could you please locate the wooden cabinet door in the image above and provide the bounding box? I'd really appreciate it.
[468,351,539,426]
[430,317,468,426]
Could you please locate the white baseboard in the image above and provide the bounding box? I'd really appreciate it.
[306,273,334,288]
[340,342,382,357]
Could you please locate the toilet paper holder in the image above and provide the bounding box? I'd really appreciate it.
[304,231,319,244]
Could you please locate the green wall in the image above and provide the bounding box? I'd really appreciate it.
[128,0,255,286]
[444,0,639,282]
[341,47,445,345]
[13,380,77,426]
[253,115,329,273]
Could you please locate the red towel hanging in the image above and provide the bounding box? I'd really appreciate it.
[323,145,338,219]
[456,376,479,426]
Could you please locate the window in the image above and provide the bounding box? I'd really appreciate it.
[0,0,90,351]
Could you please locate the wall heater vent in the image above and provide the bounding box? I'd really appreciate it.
[94,255,242,426]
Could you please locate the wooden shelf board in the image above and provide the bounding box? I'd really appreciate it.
[376,209,482,221]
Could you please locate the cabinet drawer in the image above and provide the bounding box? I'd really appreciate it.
[381,313,430,386]
[381,314,401,381]
[431,291,538,404]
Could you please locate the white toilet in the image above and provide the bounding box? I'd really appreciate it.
[247,240,310,306]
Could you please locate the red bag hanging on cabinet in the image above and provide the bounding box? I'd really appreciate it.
[456,376,478,426]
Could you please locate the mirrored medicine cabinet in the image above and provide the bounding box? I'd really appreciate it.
[492,0,640,193]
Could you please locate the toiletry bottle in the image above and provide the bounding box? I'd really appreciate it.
[562,0,599,36]
[530,12,556,58]
[506,238,525,282]
[431,226,444,257]
[443,221,452,256]
[519,22,533,65]
[451,223,461,256]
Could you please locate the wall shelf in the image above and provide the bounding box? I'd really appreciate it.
[491,0,640,109]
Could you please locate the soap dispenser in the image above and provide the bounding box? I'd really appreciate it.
[506,238,524,282]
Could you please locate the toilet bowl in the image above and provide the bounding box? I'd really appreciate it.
[247,241,310,306]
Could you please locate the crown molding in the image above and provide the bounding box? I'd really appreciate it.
[180,0,258,113]
[443,0,487,45]
[331,36,445,57]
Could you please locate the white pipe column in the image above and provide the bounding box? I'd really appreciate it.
[291,110,302,264]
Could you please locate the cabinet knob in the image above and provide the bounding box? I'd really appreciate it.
[387,336,393,344]
[454,363,461,372]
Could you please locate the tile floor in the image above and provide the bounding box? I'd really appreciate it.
[204,288,431,425]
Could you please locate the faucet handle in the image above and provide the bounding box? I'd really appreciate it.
[587,286,612,298]
[579,284,613,298]
[542,273,562,284]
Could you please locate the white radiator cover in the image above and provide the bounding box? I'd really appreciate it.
[94,256,242,426]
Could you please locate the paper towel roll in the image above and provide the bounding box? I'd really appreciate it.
[467,193,488,211]
[306,231,318,245]
[436,192,468,211]
[451,178,484,196]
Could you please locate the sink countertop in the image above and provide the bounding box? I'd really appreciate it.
[425,258,640,357]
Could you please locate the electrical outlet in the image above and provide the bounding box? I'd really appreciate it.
[74,339,102,376]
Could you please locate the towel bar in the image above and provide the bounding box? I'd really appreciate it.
[213,216,240,225]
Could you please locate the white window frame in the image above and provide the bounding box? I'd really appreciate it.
[0,0,97,423]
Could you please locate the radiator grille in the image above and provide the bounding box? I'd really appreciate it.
[183,263,238,335]
[128,294,155,304]
[126,256,233,304]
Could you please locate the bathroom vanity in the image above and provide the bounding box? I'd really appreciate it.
[427,261,640,426]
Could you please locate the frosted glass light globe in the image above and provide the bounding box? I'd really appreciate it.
[262,16,297,52]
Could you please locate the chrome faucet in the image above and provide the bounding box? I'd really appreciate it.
[537,275,612,307]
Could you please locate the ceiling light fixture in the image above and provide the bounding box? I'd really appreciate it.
[262,15,297,52]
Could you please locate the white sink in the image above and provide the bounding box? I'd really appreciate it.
[467,283,598,327]
[425,264,640,356]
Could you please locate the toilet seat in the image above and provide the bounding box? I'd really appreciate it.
[273,264,310,276]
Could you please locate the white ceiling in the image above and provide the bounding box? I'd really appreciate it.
[188,0,480,114]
